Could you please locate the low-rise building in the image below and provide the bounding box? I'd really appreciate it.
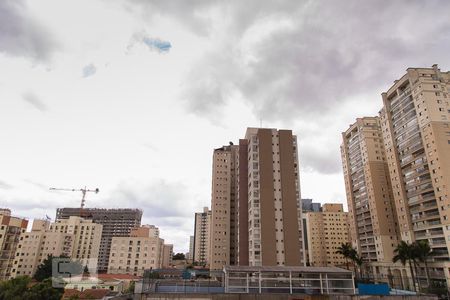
[108,226,164,276]
[161,244,173,268]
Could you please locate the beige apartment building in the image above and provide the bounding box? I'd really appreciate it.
[305,204,350,267]
[10,219,73,278]
[193,207,211,266]
[341,117,400,264]
[0,209,28,281]
[161,244,173,268]
[378,65,450,286]
[50,216,102,267]
[210,145,239,270]
[108,226,164,276]
[209,128,305,270]
[10,216,101,279]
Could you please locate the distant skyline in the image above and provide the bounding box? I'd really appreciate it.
[1,0,450,253]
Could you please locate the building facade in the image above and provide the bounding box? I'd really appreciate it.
[305,204,350,267]
[108,226,164,276]
[378,65,450,285]
[210,144,239,270]
[56,208,142,272]
[341,117,400,263]
[188,236,194,261]
[161,244,173,268]
[50,216,102,267]
[193,207,211,266]
[209,128,305,270]
[0,209,28,280]
[10,216,102,278]
[10,219,73,278]
[243,128,304,267]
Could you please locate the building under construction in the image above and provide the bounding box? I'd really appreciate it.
[56,208,142,273]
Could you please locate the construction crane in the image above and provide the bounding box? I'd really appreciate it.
[49,186,99,216]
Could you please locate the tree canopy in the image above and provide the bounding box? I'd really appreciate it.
[0,276,63,300]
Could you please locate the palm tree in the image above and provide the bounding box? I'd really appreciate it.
[413,240,432,288]
[393,241,416,292]
[349,247,359,277]
[335,243,353,270]
[353,253,364,279]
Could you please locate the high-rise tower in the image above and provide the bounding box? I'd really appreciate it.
[380,65,450,261]
[341,117,399,263]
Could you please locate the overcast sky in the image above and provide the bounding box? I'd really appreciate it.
[1,0,450,253]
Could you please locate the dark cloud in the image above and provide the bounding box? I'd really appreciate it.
[82,63,97,78]
[0,180,13,190]
[180,1,450,121]
[126,0,450,174]
[22,91,48,112]
[0,0,57,61]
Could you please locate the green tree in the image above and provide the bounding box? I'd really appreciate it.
[335,243,353,270]
[173,253,185,260]
[353,253,364,279]
[393,241,417,292]
[126,281,136,293]
[0,276,63,300]
[25,279,63,300]
[33,254,55,281]
[0,276,31,300]
[34,255,83,282]
[413,240,433,288]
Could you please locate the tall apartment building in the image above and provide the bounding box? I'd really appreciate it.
[108,226,164,276]
[194,207,211,265]
[209,128,305,270]
[56,208,142,272]
[10,219,73,278]
[0,209,28,280]
[341,117,399,263]
[243,128,304,267]
[379,65,450,280]
[210,144,239,270]
[305,204,350,267]
[188,236,194,261]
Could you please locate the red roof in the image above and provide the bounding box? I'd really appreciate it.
[98,273,141,280]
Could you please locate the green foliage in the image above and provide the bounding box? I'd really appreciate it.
[0,276,63,300]
[33,254,83,282]
[172,253,185,260]
[126,281,136,293]
[335,243,365,278]
[393,241,418,292]
[335,243,355,270]
[33,254,54,282]
[0,276,31,300]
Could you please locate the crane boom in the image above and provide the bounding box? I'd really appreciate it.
[49,186,99,216]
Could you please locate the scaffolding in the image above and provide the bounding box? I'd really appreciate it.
[223,266,355,294]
